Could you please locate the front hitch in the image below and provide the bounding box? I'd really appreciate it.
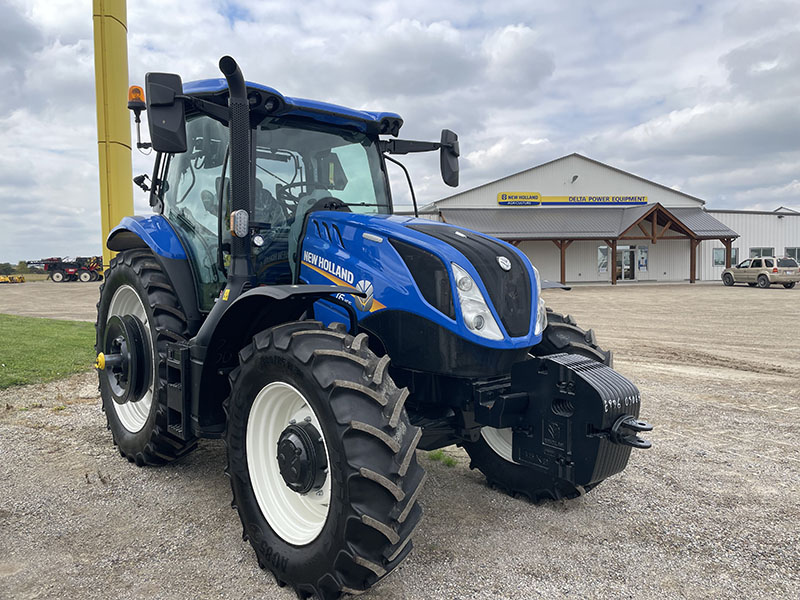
[611,414,653,449]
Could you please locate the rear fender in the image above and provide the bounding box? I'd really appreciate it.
[106,215,202,330]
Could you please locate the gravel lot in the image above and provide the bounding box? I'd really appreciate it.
[1,281,798,599]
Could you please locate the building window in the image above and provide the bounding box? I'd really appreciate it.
[713,247,739,266]
[750,247,774,258]
[597,246,608,273]
[786,247,800,261]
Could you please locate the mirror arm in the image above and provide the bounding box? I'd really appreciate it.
[179,95,230,124]
[384,154,418,218]
[381,139,441,155]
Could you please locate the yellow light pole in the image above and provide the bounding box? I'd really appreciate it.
[93,0,133,269]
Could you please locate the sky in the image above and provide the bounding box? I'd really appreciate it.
[1,0,799,263]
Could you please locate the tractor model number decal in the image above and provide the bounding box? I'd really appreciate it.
[302,251,355,285]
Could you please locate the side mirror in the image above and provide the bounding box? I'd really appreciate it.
[440,129,459,187]
[145,72,187,153]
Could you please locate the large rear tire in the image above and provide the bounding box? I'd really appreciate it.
[462,309,609,501]
[225,322,425,600]
[96,249,197,465]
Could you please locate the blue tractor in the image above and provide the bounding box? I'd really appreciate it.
[96,57,651,599]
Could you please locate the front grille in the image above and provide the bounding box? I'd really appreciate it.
[390,239,455,319]
[408,224,531,337]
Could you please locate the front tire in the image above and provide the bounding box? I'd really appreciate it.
[225,322,425,599]
[462,309,609,501]
[96,249,197,465]
[722,273,734,286]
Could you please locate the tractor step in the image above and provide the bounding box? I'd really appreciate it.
[166,342,192,441]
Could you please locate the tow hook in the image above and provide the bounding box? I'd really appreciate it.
[610,415,653,449]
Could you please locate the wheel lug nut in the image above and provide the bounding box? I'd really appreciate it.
[304,416,312,423]
[289,419,296,425]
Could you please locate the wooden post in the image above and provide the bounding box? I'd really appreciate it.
[722,238,733,268]
[607,239,617,285]
[551,240,573,285]
[650,213,656,244]
[689,238,699,283]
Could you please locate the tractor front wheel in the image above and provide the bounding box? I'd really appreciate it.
[225,322,425,599]
[51,270,65,283]
[462,309,609,501]
[96,249,197,465]
[78,269,93,282]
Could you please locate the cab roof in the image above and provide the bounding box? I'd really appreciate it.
[183,79,403,136]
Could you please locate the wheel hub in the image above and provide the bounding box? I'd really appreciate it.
[100,314,151,405]
[276,420,328,494]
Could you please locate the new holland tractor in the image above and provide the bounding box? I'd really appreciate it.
[95,56,651,599]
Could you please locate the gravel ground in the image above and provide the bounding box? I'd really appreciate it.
[1,282,798,599]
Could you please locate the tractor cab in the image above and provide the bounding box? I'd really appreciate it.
[158,112,393,309]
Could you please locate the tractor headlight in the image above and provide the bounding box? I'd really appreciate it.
[533,265,547,336]
[451,263,504,341]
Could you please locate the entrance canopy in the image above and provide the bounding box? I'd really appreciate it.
[439,203,739,284]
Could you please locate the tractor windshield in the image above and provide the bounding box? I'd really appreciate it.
[254,116,391,216]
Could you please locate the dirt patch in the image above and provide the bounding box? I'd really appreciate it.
[0,280,100,322]
[1,282,799,599]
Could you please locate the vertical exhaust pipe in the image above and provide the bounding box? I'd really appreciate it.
[219,55,251,284]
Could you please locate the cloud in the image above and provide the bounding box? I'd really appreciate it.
[2,0,800,264]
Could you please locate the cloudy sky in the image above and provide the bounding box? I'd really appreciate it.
[1,0,799,262]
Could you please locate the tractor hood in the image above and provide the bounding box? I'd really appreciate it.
[298,211,542,372]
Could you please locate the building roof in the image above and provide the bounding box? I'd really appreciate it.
[439,205,738,241]
[669,208,740,238]
[427,153,707,210]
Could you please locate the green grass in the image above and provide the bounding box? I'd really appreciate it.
[428,448,458,467]
[0,314,96,389]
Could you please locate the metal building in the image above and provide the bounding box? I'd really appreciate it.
[421,154,799,284]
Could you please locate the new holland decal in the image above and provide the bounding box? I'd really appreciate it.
[497,193,648,206]
[301,251,385,313]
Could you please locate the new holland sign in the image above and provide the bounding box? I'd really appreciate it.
[497,193,648,206]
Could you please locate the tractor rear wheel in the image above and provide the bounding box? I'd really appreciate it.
[462,309,609,501]
[225,322,425,600]
[78,269,92,282]
[96,249,197,465]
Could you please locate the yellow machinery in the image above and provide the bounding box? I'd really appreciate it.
[92,0,134,268]
[0,275,25,284]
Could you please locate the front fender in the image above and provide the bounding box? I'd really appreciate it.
[107,215,188,260]
[106,215,201,329]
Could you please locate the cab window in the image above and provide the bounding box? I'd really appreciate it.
[162,116,228,310]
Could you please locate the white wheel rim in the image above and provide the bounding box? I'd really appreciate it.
[481,427,517,463]
[247,382,331,546]
[80,272,91,282]
[107,285,154,433]
[52,272,63,282]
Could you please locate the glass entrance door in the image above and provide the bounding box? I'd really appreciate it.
[616,248,636,280]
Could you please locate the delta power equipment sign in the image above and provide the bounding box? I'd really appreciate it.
[497,193,648,206]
